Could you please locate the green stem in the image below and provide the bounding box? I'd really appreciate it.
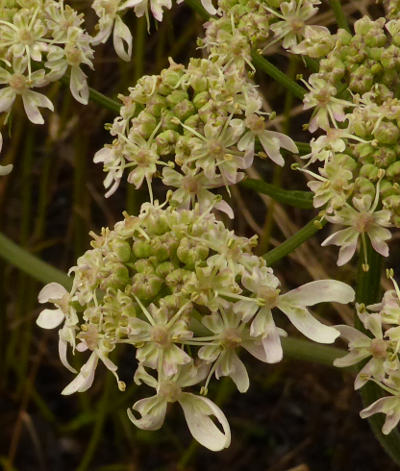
[240,178,314,209]
[282,337,343,366]
[251,52,306,100]
[0,232,71,289]
[355,242,400,466]
[263,216,326,266]
[329,0,351,33]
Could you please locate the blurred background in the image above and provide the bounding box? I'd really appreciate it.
[1,1,399,469]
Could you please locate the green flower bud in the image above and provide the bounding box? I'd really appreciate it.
[166,268,193,291]
[173,99,196,121]
[160,110,180,131]
[380,45,400,70]
[336,28,352,46]
[380,179,396,198]
[387,161,400,178]
[145,211,170,235]
[132,111,157,139]
[320,57,345,82]
[176,238,209,268]
[156,130,179,155]
[367,47,383,61]
[110,239,131,262]
[101,263,130,290]
[354,142,375,160]
[166,90,189,108]
[133,259,155,274]
[160,67,184,89]
[151,237,171,262]
[133,239,153,258]
[354,176,375,197]
[373,147,396,168]
[193,91,210,110]
[132,272,163,300]
[373,122,400,145]
[155,261,176,277]
[146,94,167,117]
[360,163,379,180]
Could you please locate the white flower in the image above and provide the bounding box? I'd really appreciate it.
[322,193,392,267]
[128,363,231,451]
[276,280,354,343]
[303,74,350,132]
[36,282,78,373]
[0,58,53,124]
[360,396,400,435]
[334,307,395,389]
[237,114,298,167]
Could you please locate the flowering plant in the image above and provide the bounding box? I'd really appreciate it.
[3,0,400,467]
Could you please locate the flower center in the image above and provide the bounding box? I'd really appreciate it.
[159,381,182,402]
[221,327,242,349]
[151,326,171,347]
[370,338,387,359]
[9,73,27,93]
[354,213,374,233]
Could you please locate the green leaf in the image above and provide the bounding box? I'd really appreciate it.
[240,178,314,209]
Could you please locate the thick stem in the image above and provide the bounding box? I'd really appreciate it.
[240,178,314,209]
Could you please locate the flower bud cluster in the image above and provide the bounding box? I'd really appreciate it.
[334,273,400,435]
[37,201,354,449]
[299,16,400,266]
[298,16,400,95]
[94,56,297,211]
[201,0,321,71]
[0,0,94,152]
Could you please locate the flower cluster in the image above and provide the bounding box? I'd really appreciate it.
[0,0,94,156]
[201,0,321,72]
[297,15,400,267]
[334,271,400,435]
[36,201,354,449]
[91,0,218,61]
[94,57,297,211]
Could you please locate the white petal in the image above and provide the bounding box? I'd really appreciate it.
[278,304,340,343]
[333,349,371,368]
[227,351,249,393]
[22,90,54,125]
[179,393,231,451]
[0,87,16,113]
[334,325,371,345]
[61,352,98,395]
[113,16,132,61]
[70,67,89,105]
[38,282,67,303]
[200,0,218,15]
[36,308,65,329]
[58,334,77,373]
[262,329,283,363]
[278,280,355,306]
[0,163,13,176]
[127,395,167,431]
